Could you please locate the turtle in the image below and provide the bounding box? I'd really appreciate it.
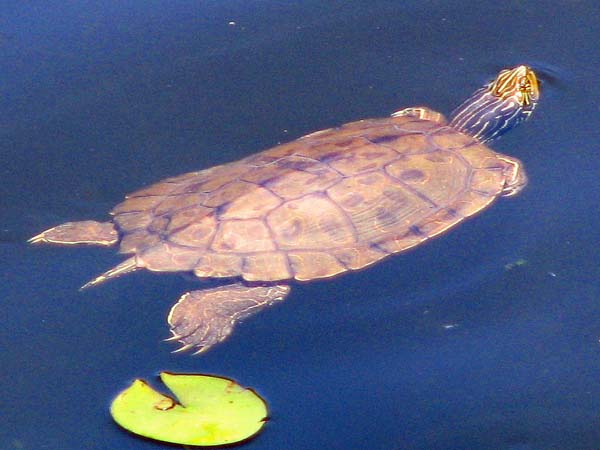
[30,65,539,354]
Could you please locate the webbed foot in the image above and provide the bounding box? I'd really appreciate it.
[167,283,291,354]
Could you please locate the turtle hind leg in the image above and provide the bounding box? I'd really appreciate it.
[29,220,118,246]
[167,283,291,355]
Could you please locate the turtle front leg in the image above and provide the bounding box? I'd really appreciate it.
[391,107,448,124]
[29,220,118,246]
[496,155,528,197]
[167,283,291,355]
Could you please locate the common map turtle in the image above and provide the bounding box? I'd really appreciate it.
[30,65,539,354]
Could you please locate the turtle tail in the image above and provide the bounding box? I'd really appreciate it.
[80,257,138,290]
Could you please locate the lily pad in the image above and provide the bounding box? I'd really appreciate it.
[110,372,268,446]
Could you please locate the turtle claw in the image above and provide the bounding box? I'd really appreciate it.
[166,325,212,355]
[171,343,195,354]
[192,347,210,356]
[28,233,47,244]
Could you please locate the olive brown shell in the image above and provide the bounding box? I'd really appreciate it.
[112,113,516,282]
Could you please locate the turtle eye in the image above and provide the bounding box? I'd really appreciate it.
[518,76,529,90]
[517,75,539,107]
[517,77,532,106]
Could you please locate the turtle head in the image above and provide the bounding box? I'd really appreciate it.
[449,65,539,143]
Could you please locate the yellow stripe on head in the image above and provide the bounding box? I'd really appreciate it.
[449,65,539,143]
[490,65,539,107]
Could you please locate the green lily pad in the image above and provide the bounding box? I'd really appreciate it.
[110,372,268,446]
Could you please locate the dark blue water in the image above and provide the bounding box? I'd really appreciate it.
[3,1,600,449]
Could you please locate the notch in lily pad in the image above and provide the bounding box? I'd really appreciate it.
[110,372,268,446]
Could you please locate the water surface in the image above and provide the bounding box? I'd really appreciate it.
[3,1,600,449]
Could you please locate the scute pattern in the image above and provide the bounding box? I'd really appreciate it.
[111,113,512,282]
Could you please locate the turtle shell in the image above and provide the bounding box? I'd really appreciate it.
[111,113,516,282]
